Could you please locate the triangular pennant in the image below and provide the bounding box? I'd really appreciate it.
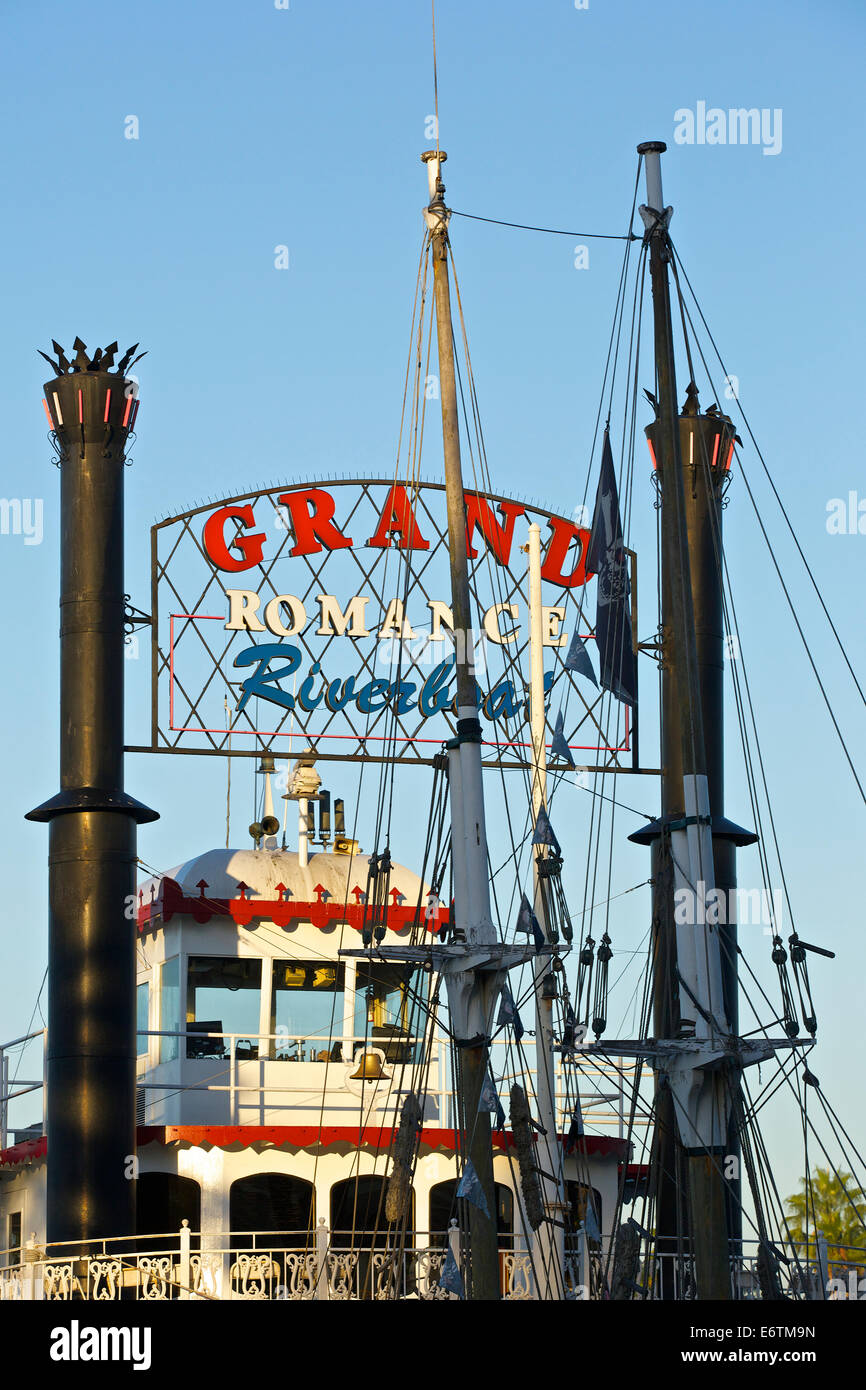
[550,709,576,768]
[564,628,598,687]
[456,1158,491,1219]
[566,1098,585,1151]
[439,1245,465,1298]
[478,1073,507,1131]
[496,983,525,1042]
[515,892,546,953]
[586,432,636,707]
[533,807,561,857]
[584,1201,601,1243]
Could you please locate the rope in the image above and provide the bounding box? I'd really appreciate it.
[451,209,638,242]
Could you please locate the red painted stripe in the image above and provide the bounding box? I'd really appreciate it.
[0,1126,629,1167]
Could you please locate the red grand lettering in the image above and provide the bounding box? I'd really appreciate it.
[367,484,430,550]
[277,488,353,556]
[202,504,266,573]
[541,518,591,588]
[464,496,525,563]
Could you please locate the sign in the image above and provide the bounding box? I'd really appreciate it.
[149,479,633,767]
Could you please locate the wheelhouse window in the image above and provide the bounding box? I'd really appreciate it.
[160,957,180,1064]
[137,981,150,1057]
[353,961,418,1062]
[186,956,262,1059]
[270,960,345,1061]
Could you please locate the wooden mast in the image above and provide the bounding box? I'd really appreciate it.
[423,148,501,1301]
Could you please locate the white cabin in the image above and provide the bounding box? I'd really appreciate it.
[0,840,630,1299]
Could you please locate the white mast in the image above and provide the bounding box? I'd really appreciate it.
[527,523,566,1298]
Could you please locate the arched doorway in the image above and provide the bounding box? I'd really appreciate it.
[330,1175,415,1299]
[229,1172,315,1250]
[565,1180,604,1296]
[136,1172,201,1251]
[429,1178,515,1297]
[429,1178,514,1247]
[229,1172,316,1298]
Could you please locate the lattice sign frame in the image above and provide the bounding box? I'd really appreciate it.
[145,479,636,769]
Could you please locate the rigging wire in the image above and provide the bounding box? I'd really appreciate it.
[450,209,638,242]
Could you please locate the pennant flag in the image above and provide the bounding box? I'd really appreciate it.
[456,1158,491,1219]
[566,1097,585,1151]
[478,1072,506,1131]
[583,1201,601,1243]
[586,433,637,707]
[515,892,546,953]
[439,1246,464,1299]
[550,709,576,768]
[533,806,561,857]
[565,628,598,687]
[497,983,525,1042]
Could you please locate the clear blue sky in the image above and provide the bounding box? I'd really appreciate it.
[0,0,863,1204]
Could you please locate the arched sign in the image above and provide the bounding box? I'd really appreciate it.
[147,478,633,768]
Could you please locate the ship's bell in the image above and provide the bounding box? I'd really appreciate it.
[350,1050,389,1081]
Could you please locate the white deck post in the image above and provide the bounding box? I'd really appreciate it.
[178,1218,191,1299]
[315,1216,330,1300]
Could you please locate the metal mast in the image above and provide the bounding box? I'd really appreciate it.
[632,145,735,1300]
[28,342,158,1247]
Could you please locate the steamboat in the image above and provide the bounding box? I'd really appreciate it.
[0,134,863,1305]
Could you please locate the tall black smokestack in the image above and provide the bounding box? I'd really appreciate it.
[27,339,158,1247]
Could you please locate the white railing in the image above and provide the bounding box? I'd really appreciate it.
[0,1029,46,1150]
[0,1220,535,1301]
[4,1228,863,1301]
[643,1242,866,1301]
[0,1024,637,1140]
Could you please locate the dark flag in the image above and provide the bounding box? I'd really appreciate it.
[456,1158,491,1218]
[586,432,637,707]
[565,1096,585,1151]
[478,1072,507,1131]
[439,1246,465,1299]
[532,806,561,857]
[497,983,525,1041]
[550,708,576,767]
[565,628,598,688]
[515,892,546,953]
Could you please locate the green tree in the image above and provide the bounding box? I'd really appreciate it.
[785,1167,866,1268]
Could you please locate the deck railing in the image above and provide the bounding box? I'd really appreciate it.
[1,1025,637,1136]
[0,1221,536,1301]
[1,1225,864,1301]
